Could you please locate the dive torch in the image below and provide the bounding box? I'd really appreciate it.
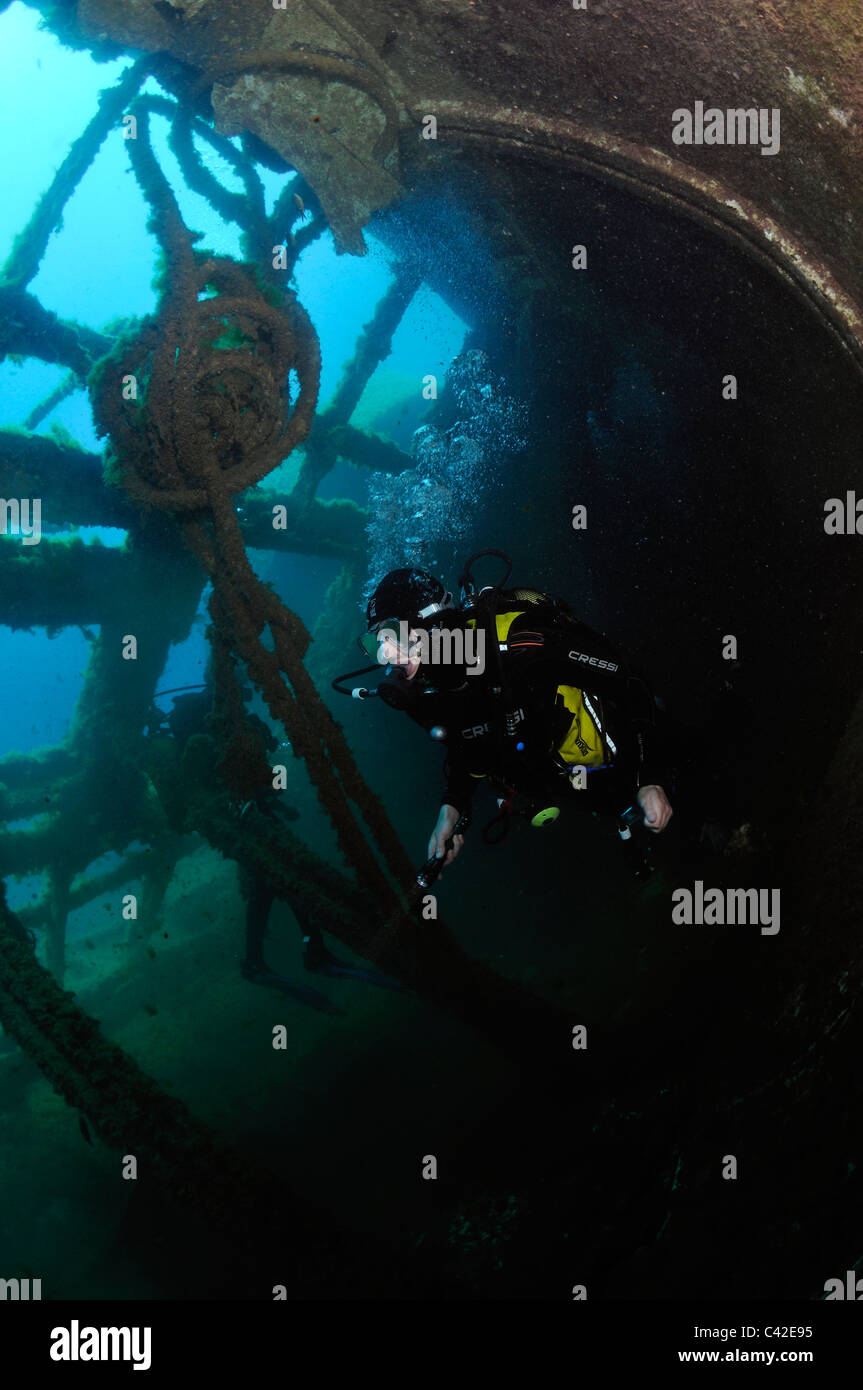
[416,811,471,889]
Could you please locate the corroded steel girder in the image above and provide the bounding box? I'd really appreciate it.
[66,0,863,368]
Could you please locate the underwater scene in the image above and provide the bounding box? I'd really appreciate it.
[1,0,863,1341]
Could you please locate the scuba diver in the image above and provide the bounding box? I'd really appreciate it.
[150,672,402,1010]
[338,551,673,879]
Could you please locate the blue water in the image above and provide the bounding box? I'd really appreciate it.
[0,2,469,763]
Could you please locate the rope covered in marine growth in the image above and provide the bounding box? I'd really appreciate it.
[0,882,308,1262]
[90,99,417,929]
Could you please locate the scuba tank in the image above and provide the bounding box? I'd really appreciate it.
[457,550,578,836]
[457,549,578,636]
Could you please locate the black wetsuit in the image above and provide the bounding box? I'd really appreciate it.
[379,607,671,820]
[163,692,296,969]
[155,691,392,1004]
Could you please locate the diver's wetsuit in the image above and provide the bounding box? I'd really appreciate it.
[161,691,402,1002]
[379,607,671,820]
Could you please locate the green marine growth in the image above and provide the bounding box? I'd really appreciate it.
[448,1193,522,1278]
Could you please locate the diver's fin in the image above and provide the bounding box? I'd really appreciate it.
[309,961,412,994]
[301,936,410,994]
[241,962,346,1016]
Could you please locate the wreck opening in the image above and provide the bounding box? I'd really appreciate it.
[364,142,863,840]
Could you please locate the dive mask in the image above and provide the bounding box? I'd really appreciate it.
[358,620,419,661]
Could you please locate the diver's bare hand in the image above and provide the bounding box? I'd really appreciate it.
[637,784,673,833]
[428,804,464,872]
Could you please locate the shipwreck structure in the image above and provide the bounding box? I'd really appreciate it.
[1,0,862,1297]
